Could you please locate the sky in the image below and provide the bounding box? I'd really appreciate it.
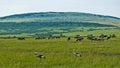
[0,0,120,17]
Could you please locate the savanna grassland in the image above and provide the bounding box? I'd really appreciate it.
[0,36,120,68]
[0,12,120,68]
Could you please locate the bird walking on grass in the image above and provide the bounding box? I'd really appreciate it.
[34,52,46,59]
[72,49,82,57]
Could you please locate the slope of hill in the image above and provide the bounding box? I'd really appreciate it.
[0,12,120,26]
[0,12,120,37]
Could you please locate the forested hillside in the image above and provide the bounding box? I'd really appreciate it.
[0,12,120,37]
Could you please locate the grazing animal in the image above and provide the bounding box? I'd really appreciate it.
[18,37,25,40]
[111,34,116,38]
[67,37,71,41]
[87,34,104,41]
[107,36,111,40]
[72,49,82,57]
[87,34,95,40]
[76,37,84,41]
[34,52,45,59]
[99,34,107,39]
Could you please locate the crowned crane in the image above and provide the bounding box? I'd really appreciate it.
[34,52,46,59]
[72,49,82,57]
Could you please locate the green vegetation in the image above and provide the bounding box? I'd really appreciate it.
[0,12,120,68]
[0,37,120,68]
[0,12,120,37]
[0,27,120,38]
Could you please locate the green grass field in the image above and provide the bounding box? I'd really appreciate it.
[0,37,120,68]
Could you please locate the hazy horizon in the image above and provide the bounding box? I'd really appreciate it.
[0,0,120,17]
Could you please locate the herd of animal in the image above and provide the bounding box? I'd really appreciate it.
[17,34,116,42]
[87,34,116,41]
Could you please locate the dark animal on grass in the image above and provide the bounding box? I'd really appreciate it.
[111,34,116,38]
[67,37,71,41]
[87,34,104,41]
[18,37,25,40]
[87,34,95,40]
[99,34,107,39]
[76,36,84,41]
[107,36,111,40]
[107,34,116,40]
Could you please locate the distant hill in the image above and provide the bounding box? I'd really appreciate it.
[0,12,120,37]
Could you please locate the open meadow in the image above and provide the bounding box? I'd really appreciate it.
[0,1,120,68]
[0,36,120,68]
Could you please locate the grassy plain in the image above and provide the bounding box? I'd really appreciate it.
[0,36,120,68]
